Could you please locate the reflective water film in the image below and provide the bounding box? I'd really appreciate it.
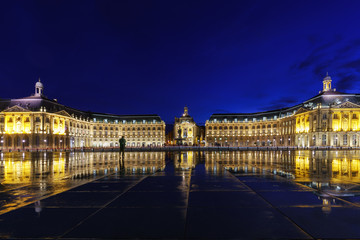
[2,150,360,239]
[0,152,165,214]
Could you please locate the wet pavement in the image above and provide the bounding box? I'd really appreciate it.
[2,151,360,238]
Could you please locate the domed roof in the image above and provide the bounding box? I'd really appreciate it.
[35,78,43,88]
[323,73,331,81]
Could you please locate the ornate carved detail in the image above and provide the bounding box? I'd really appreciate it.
[2,105,32,112]
[54,110,71,117]
[295,107,310,115]
[335,101,360,109]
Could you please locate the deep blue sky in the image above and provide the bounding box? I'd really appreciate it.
[1,0,360,123]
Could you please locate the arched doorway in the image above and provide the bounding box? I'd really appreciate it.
[6,136,12,148]
[55,136,59,148]
[15,136,21,148]
[23,135,29,148]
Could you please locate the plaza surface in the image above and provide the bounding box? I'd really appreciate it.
[1,151,360,239]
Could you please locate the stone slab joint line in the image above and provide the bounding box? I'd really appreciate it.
[58,173,153,239]
[226,169,315,240]
[0,172,119,216]
[183,167,193,239]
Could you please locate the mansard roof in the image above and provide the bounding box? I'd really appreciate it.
[0,95,163,123]
[209,91,360,122]
[0,95,90,119]
[90,112,163,123]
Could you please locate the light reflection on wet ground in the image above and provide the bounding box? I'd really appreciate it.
[2,150,360,238]
[0,152,165,214]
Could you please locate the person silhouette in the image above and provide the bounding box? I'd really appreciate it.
[119,136,126,168]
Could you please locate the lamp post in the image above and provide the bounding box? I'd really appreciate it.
[22,139,25,151]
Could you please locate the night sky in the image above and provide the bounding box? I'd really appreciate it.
[1,0,360,124]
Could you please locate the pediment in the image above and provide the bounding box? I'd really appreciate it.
[294,107,310,115]
[334,101,360,109]
[54,110,72,117]
[2,105,32,112]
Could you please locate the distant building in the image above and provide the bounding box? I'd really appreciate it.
[174,107,203,145]
[0,80,165,150]
[206,74,360,147]
[165,124,174,145]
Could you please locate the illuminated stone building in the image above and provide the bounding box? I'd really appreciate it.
[174,107,204,145]
[0,80,165,151]
[206,74,360,147]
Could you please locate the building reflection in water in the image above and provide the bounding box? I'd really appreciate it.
[0,152,166,184]
[174,151,204,170]
[205,150,360,213]
[3,150,360,214]
[0,151,165,214]
[204,150,360,182]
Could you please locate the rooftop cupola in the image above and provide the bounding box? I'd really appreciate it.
[183,106,189,117]
[35,78,44,96]
[323,73,332,92]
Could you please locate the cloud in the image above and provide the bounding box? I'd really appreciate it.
[341,59,360,72]
[335,72,359,91]
[260,96,299,111]
[291,36,360,92]
[296,35,342,71]
[336,39,360,57]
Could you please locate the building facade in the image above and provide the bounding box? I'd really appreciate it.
[174,107,204,145]
[206,75,360,148]
[0,80,166,151]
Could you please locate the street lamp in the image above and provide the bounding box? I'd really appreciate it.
[22,139,25,150]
